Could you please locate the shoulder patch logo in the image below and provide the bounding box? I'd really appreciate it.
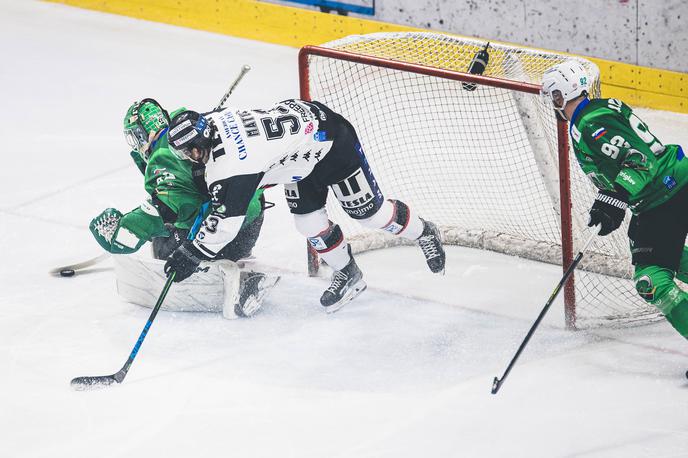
[211,183,222,202]
[592,127,607,140]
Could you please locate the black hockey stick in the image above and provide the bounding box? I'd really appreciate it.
[71,68,249,389]
[491,226,600,395]
[215,64,251,110]
[70,271,176,390]
[71,210,208,390]
[49,253,110,277]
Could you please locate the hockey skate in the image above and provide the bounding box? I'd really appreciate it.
[320,257,367,313]
[417,219,446,274]
[235,271,280,317]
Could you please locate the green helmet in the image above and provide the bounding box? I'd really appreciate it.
[123,98,170,161]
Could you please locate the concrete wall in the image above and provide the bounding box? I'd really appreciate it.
[273,0,688,73]
[47,0,688,113]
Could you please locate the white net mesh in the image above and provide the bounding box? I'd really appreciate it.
[302,32,660,327]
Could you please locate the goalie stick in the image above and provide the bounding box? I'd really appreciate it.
[70,211,202,390]
[491,225,600,395]
[49,253,110,277]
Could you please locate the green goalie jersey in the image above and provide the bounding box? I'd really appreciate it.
[570,98,687,214]
[91,107,263,254]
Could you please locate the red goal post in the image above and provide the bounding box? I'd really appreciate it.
[297,33,657,328]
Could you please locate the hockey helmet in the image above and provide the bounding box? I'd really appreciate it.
[541,60,590,114]
[168,110,213,163]
[123,98,170,161]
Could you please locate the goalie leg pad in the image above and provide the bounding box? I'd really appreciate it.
[635,264,688,338]
[114,255,225,312]
[219,260,242,319]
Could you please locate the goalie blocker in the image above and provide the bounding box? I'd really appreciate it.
[113,255,279,319]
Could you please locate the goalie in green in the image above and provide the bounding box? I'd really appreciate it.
[89,98,276,318]
[541,61,688,339]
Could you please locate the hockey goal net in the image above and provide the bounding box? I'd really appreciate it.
[298,32,660,328]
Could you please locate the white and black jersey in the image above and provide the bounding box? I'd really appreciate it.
[194,99,333,257]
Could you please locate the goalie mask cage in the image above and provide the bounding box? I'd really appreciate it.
[298,32,661,328]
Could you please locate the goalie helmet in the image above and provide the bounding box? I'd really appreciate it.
[167,110,213,163]
[123,98,170,161]
[541,60,590,115]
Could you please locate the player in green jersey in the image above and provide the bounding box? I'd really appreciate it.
[90,98,264,261]
[541,61,688,338]
[89,98,274,318]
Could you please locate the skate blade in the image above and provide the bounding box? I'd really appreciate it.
[322,280,367,314]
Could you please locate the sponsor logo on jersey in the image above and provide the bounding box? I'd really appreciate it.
[284,185,300,199]
[344,201,375,218]
[307,236,327,251]
[219,111,248,160]
[153,168,176,185]
[663,175,677,190]
[282,99,312,122]
[617,171,636,186]
[592,127,607,140]
[238,110,260,137]
[333,169,377,216]
[383,221,404,234]
[305,122,314,135]
[211,183,222,202]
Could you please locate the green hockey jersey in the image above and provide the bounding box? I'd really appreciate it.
[569,98,687,214]
[91,108,263,254]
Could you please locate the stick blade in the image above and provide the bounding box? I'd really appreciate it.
[70,375,118,391]
[491,376,501,395]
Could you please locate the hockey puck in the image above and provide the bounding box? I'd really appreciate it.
[60,269,75,277]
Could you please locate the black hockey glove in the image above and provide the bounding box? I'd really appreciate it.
[164,240,208,282]
[588,188,628,236]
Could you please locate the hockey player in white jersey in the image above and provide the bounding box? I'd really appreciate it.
[164,99,445,312]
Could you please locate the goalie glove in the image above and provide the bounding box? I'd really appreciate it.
[90,208,147,254]
[164,240,209,282]
[588,189,628,236]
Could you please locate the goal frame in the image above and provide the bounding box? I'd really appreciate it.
[298,45,578,328]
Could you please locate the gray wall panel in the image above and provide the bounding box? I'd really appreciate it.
[267,0,688,72]
[638,0,687,71]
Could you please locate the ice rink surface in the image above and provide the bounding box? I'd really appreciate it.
[2,1,688,457]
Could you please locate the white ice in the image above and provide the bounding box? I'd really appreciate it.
[2,1,688,457]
